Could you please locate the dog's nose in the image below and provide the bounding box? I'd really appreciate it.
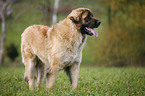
[97,20,101,25]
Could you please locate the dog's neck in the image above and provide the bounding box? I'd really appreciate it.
[47,18,87,48]
[51,18,81,36]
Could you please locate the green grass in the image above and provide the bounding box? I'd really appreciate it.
[0,67,144,95]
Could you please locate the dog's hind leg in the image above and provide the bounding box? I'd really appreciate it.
[28,59,36,90]
[23,58,36,90]
[21,46,36,90]
[36,58,45,90]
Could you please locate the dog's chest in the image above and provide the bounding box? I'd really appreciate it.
[60,34,87,67]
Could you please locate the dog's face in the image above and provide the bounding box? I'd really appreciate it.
[68,8,101,37]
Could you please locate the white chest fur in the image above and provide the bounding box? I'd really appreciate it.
[59,34,87,68]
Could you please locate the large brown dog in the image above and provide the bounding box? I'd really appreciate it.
[21,8,101,90]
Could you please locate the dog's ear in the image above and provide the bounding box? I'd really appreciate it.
[69,16,80,23]
[81,11,89,19]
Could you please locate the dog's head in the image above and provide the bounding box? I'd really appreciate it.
[68,8,101,37]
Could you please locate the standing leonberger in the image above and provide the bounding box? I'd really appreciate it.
[21,8,101,90]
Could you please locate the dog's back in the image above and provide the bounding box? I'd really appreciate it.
[21,25,50,63]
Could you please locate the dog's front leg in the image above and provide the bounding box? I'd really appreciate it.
[45,65,59,90]
[69,64,80,90]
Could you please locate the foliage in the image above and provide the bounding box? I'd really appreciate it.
[6,43,19,61]
[0,67,144,95]
[94,0,145,66]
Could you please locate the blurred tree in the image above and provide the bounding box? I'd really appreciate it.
[41,0,53,25]
[52,0,59,25]
[0,0,11,66]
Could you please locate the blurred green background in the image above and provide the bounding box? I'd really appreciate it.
[1,0,145,67]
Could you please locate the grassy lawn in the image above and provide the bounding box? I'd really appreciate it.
[0,67,144,95]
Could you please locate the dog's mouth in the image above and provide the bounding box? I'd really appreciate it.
[80,26,98,37]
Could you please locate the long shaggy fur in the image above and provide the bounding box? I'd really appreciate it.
[21,8,98,90]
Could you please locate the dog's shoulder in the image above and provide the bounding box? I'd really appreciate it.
[33,25,50,36]
[23,25,50,37]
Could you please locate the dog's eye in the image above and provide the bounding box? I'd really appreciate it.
[84,16,90,22]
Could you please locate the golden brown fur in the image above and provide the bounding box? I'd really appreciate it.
[21,8,100,90]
